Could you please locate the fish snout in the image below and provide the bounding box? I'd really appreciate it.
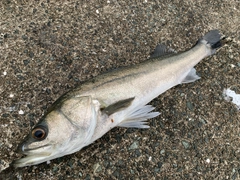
[16,142,26,154]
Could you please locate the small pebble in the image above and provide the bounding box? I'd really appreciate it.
[18,110,24,115]
[186,101,194,111]
[93,163,102,173]
[160,149,165,155]
[182,140,190,149]
[129,141,139,150]
[206,158,210,163]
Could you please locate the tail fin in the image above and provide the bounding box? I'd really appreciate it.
[200,30,222,54]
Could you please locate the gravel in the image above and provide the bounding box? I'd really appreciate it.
[0,0,239,179]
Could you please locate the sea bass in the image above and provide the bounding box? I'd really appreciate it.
[14,30,222,167]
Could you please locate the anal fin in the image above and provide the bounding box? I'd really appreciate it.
[118,105,160,128]
[182,68,200,84]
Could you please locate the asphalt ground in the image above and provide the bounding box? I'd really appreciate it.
[0,0,239,179]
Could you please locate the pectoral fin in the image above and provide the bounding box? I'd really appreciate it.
[118,105,160,128]
[102,97,135,115]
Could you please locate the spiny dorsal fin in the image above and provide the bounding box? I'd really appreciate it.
[150,44,176,59]
[102,97,135,116]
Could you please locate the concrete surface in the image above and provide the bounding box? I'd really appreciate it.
[0,0,239,179]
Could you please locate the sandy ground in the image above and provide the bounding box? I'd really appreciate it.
[0,0,240,179]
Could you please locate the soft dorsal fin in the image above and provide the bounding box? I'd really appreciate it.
[102,97,135,115]
[150,44,176,58]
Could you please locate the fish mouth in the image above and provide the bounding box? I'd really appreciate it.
[14,152,53,168]
[14,145,54,168]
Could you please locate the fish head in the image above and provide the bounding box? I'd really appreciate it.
[14,95,99,167]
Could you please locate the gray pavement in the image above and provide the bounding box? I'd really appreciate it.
[0,0,239,179]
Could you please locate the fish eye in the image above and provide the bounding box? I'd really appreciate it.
[31,126,48,140]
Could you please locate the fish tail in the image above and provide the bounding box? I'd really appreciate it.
[199,30,222,54]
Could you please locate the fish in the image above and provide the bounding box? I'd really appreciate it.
[14,30,222,167]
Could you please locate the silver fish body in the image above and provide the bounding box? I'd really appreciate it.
[14,30,222,167]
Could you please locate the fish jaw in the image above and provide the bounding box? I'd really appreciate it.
[14,145,54,167]
[14,154,51,168]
